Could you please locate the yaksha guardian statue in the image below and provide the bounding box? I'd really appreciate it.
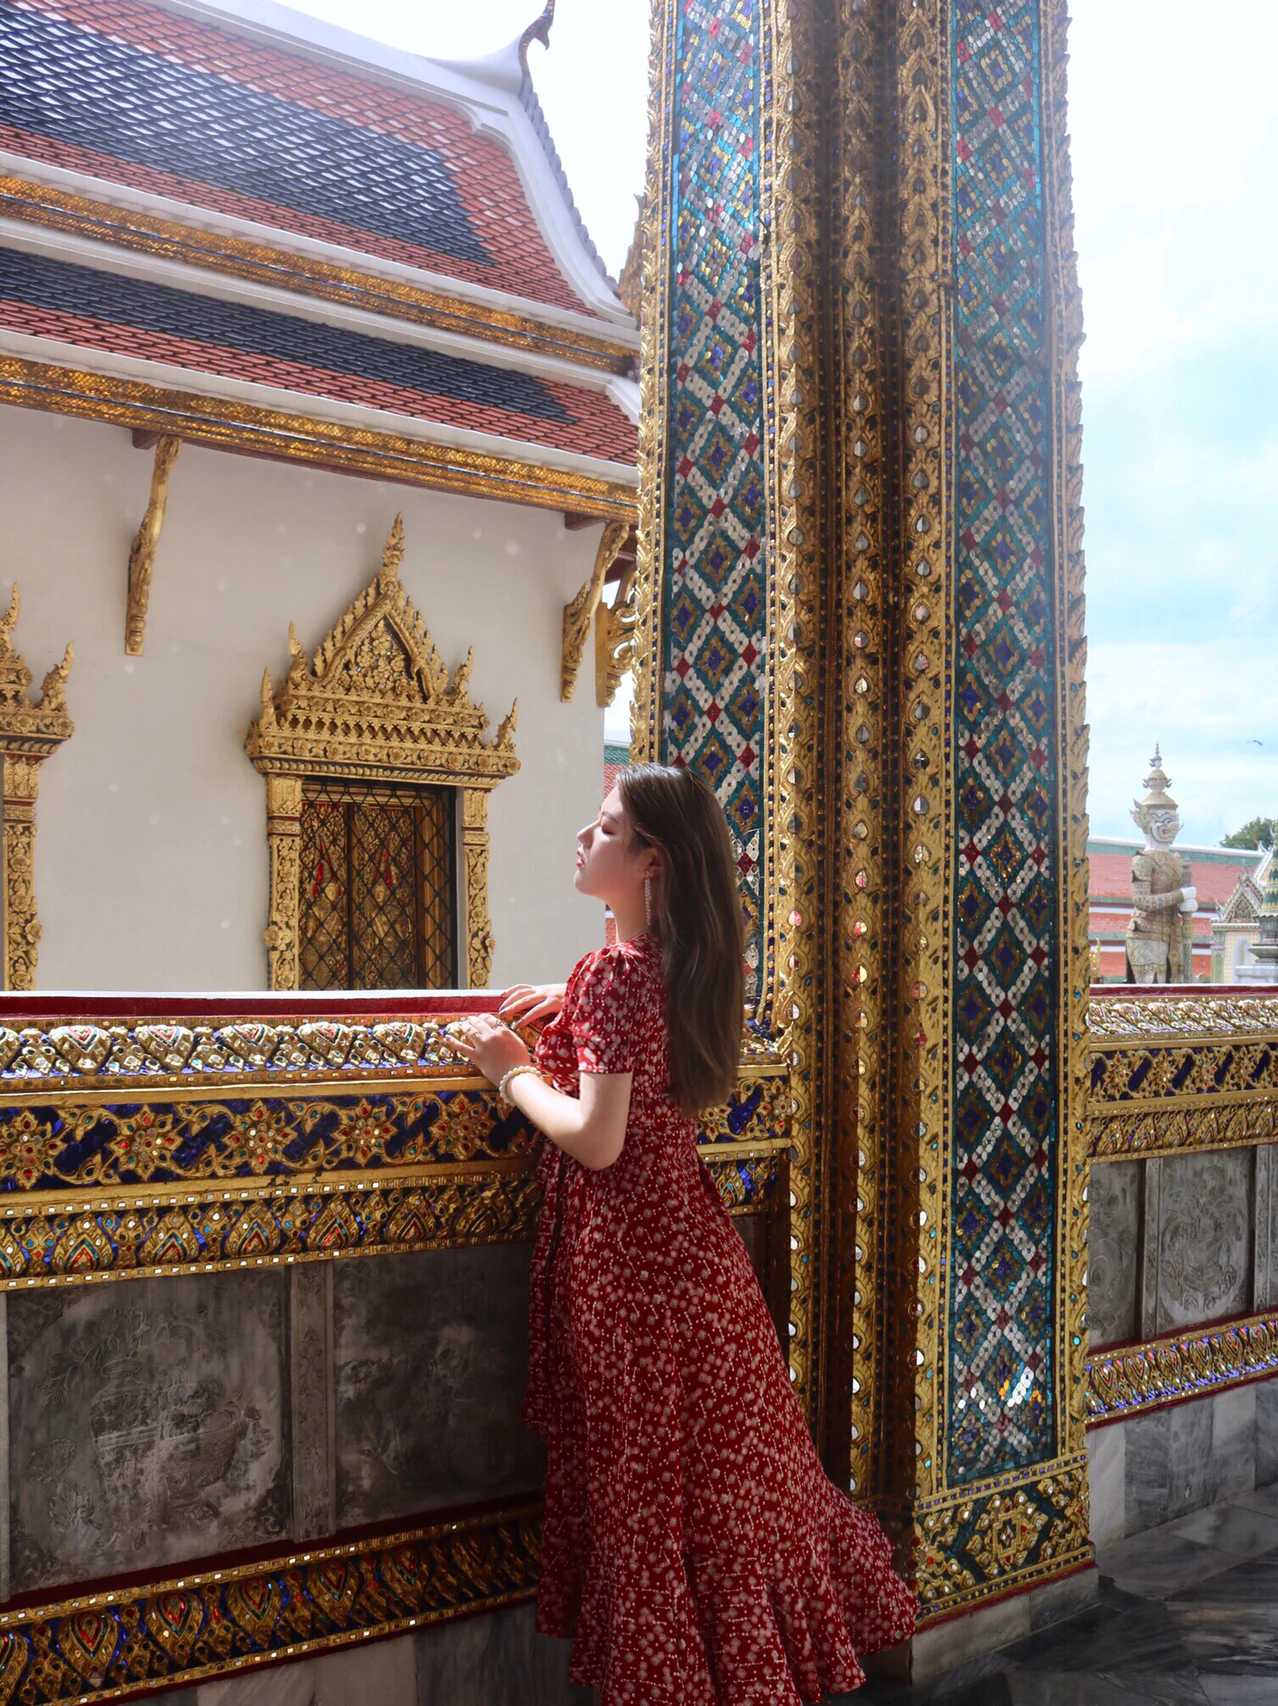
[1125,747,1196,983]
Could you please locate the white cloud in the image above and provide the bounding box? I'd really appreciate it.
[1070,0,1278,387]
[1086,638,1278,841]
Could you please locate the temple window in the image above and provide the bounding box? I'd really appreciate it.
[245,518,518,992]
[298,779,458,991]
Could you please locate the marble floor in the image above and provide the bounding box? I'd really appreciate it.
[853,1480,1278,1706]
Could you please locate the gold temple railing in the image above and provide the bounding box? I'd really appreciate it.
[1085,988,1278,1424]
[0,989,791,1704]
[1,980,1274,1701]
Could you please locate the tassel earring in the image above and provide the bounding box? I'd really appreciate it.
[644,874,653,931]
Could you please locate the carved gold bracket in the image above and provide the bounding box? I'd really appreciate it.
[0,584,73,989]
[125,433,181,655]
[595,556,639,709]
[245,517,518,989]
[560,519,631,701]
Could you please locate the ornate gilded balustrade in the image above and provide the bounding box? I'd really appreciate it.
[0,990,790,1704]
[1085,989,1278,1425]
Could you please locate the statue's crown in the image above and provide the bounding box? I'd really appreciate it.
[1133,743,1178,814]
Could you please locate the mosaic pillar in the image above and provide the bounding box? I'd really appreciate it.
[635,0,1091,1628]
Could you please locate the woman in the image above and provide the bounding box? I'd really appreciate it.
[449,763,915,1704]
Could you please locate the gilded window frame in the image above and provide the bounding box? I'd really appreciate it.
[244,519,518,991]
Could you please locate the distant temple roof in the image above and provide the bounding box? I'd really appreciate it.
[0,0,639,512]
[1088,836,1264,909]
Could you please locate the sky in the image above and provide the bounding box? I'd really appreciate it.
[291,0,1276,843]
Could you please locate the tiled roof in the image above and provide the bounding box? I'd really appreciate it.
[603,741,631,800]
[0,247,637,466]
[0,0,609,320]
[1087,848,1259,909]
[1088,908,1215,944]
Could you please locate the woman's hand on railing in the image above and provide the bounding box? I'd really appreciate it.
[498,983,567,1028]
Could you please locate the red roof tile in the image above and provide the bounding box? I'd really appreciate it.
[7,0,611,319]
[1088,848,1257,908]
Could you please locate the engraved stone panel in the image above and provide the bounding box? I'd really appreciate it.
[1257,1377,1278,1487]
[1260,1143,1278,1311]
[1152,1149,1253,1335]
[334,1243,543,1527]
[1086,1160,1141,1347]
[414,1603,592,1706]
[8,1272,287,1592]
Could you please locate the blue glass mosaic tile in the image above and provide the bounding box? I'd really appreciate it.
[659,0,767,995]
[946,0,1058,1485]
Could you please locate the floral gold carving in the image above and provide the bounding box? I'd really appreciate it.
[1086,1309,1278,1422]
[561,519,631,701]
[0,584,73,989]
[595,557,639,709]
[124,434,181,656]
[0,1504,542,1702]
[1090,993,1278,1041]
[1089,993,1278,1158]
[0,1012,783,1094]
[913,1458,1091,1617]
[245,518,518,989]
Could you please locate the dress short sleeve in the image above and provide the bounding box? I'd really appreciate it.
[569,946,646,1076]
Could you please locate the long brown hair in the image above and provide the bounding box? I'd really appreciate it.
[618,762,744,1114]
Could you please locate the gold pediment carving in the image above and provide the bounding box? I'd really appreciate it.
[0,584,73,756]
[0,583,74,990]
[244,519,515,991]
[245,515,518,789]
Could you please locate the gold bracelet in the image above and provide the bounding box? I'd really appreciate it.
[498,1063,542,1102]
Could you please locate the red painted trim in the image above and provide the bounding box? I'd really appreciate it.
[0,990,500,1021]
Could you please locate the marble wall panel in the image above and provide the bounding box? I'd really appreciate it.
[8,1272,287,1592]
[198,1635,416,1705]
[1086,1422,1126,1547]
[1118,1382,1269,1536]
[1123,1395,1216,1535]
[1210,1382,1258,1503]
[334,1243,543,1528]
[1260,1144,1278,1311]
[414,1603,592,1706]
[1087,1160,1141,1347]
[1258,1377,1278,1488]
[1149,1150,1253,1336]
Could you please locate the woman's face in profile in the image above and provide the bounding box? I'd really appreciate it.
[574,785,642,910]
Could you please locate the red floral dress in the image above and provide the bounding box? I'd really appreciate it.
[524,933,916,1704]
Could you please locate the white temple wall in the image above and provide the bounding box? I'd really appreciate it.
[1,406,612,992]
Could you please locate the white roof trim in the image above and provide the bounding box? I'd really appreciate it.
[605,375,642,424]
[138,0,632,326]
[1088,837,1266,860]
[0,154,638,352]
[0,328,640,486]
[0,222,637,404]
